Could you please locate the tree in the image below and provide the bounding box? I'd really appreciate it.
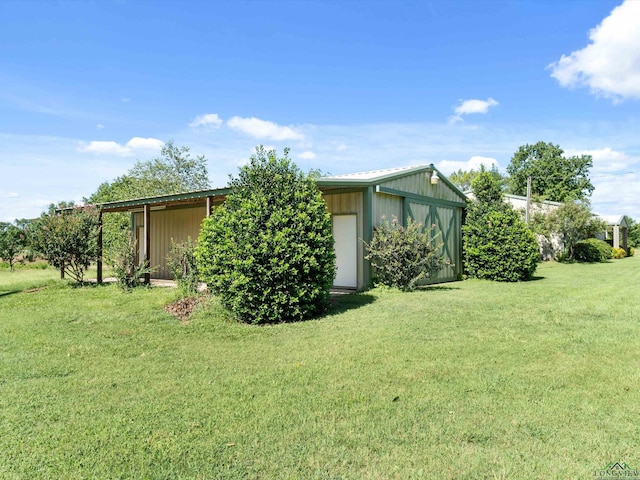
[85,141,211,261]
[30,207,101,283]
[463,171,539,281]
[196,146,335,324]
[0,222,28,271]
[628,218,640,249]
[87,141,210,203]
[449,164,504,192]
[533,201,606,260]
[507,141,594,202]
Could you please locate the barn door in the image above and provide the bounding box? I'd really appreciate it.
[332,215,358,288]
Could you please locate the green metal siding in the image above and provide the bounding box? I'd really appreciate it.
[381,171,465,203]
[133,206,207,279]
[372,192,403,227]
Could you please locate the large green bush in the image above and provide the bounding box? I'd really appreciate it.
[572,238,612,263]
[196,147,335,324]
[463,172,539,282]
[364,216,446,291]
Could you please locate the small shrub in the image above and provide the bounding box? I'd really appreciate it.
[167,237,199,294]
[364,216,446,291]
[109,233,154,290]
[572,238,612,263]
[628,247,635,257]
[612,247,626,259]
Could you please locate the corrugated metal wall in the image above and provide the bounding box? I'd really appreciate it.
[372,193,403,227]
[383,171,463,203]
[133,206,207,279]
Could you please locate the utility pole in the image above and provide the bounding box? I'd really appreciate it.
[525,175,532,225]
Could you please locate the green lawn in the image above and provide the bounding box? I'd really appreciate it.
[1,258,639,479]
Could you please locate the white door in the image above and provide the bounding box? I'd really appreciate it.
[332,215,358,288]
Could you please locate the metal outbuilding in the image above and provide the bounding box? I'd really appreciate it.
[94,164,466,290]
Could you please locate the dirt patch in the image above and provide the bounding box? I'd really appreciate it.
[164,296,206,323]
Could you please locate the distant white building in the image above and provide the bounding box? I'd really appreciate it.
[596,215,629,250]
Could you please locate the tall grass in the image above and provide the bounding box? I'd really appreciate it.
[1,258,639,478]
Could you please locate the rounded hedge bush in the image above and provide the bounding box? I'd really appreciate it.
[463,171,539,282]
[572,238,612,262]
[196,147,335,324]
[463,208,540,281]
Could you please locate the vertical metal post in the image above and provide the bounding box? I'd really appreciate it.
[206,196,213,217]
[143,204,151,285]
[97,210,103,284]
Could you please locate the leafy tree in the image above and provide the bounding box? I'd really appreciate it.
[533,201,605,260]
[463,171,539,281]
[627,218,640,249]
[364,216,446,291]
[449,164,504,192]
[85,141,210,261]
[0,222,28,271]
[507,141,594,202]
[88,141,210,203]
[196,146,335,324]
[30,207,101,283]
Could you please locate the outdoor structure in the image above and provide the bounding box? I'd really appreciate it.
[597,215,630,250]
[95,164,466,290]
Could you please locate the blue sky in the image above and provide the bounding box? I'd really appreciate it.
[2,0,640,222]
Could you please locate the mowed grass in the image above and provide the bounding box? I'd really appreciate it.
[1,258,639,479]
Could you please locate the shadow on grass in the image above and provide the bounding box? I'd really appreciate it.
[0,290,20,298]
[416,284,461,291]
[326,292,376,316]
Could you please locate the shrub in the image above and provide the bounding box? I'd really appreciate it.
[464,208,540,281]
[628,247,635,257]
[167,237,199,295]
[364,216,446,291]
[612,247,626,259]
[572,238,612,263]
[109,232,154,290]
[463,171,539,282]
[196,147,335,324]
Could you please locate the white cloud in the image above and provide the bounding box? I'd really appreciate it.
[437,155,499,174]
[565,147,639,172]
[548,0,640,101]
[227,116,304,141]
[189,113,223,128]
[125,137,164,150]
[449,98,499,123]
[78,137,164,156]
[96,124,105,129]
[0,191,19,199]
[299,150,316,160]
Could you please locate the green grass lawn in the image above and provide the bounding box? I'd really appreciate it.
[1,258,639,479]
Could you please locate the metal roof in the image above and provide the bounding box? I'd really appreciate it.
[72,163,465,212]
